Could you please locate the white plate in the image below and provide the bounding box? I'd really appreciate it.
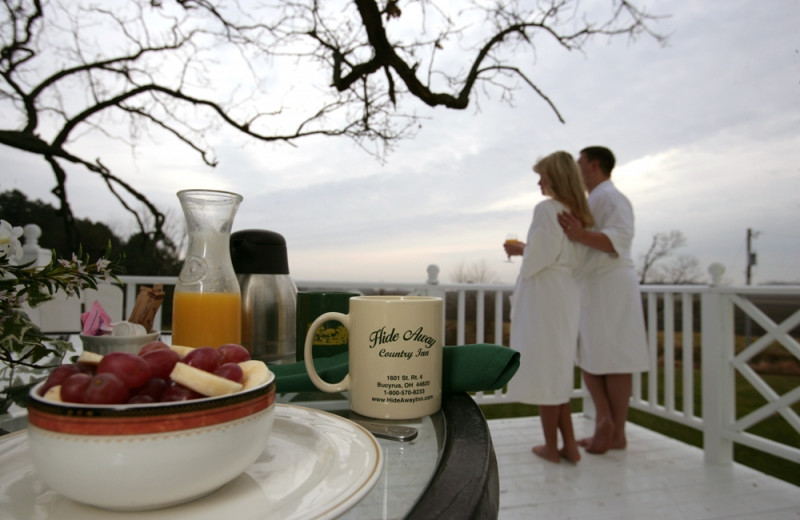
[0,404,383,520]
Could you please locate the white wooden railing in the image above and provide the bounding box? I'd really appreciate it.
[13,226,800,469]
[30,269,798,467]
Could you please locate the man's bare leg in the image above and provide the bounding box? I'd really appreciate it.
[605,373,633,450]
[578,370,611,447]
[532,405,561,463]
[579,370,613,452]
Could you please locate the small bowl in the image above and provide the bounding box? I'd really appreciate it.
[26,372,276,511]
[79,330,161,355]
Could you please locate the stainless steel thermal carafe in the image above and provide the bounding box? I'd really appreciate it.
[230,229,297,363]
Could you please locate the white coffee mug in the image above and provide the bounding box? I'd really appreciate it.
[304,295,443,419]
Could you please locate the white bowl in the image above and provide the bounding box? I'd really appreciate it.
[79,330,161,355]
[26,372,276,511]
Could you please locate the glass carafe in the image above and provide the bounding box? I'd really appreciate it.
[172,189,243,348]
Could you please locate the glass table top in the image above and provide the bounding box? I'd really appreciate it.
[276,392,446,520]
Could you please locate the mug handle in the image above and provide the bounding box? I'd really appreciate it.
[303,311,350,393]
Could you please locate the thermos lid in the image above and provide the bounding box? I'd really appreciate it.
[230,229,290,275]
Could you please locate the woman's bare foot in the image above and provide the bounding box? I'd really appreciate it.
[532,445,561,464]
[584,418,614,454]
[560,445,581,464]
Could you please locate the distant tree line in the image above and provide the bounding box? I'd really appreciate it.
[0,190,181,276]
[4,186,705,284]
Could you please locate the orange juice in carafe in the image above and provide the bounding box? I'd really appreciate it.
[172,189,243,349]
[172,292,241,348]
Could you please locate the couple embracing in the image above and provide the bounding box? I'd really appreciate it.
[505,146,649,464]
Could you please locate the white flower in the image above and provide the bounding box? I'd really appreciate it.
[69,253,86,274]
[0,220,24,261]
[95,258,111,272]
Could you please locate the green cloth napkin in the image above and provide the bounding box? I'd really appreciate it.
[270,344,520,394]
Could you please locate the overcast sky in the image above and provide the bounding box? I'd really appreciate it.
[3,1,799,285]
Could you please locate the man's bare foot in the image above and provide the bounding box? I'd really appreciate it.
[584,418,614,454]
[610,436,627,450]
[581,435,627,450]
[560,445,581,464]
[532,445,561,464]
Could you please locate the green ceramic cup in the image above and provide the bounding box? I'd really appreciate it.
[295,291,360,361]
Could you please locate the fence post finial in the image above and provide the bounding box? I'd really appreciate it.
[21,224,51,267]
[708,263,725,286]
[426,264,440,285]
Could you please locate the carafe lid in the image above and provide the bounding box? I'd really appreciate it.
[230,229,290,275]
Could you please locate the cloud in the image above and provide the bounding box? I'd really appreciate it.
[3,1,799,285]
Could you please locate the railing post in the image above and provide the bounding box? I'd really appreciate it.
[422,265,447,341]
[493,290,504,346]
[20,224,51,267]
[17,224,52,326]
[701,264,734,465]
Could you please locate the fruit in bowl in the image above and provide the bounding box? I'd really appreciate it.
[26,343,276,511]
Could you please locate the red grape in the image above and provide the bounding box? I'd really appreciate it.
[214,363,244,383]
[75,362,97,375]
[217,344,251,364]
[128,378,168,403]
[60,373,92,403]
[139,340,170,356]
[97,352,152,389]
[161,381,202,402]
[41,364,83,395]
[83,373,130,404]
[141,348,180,379]
[182,347,222,372]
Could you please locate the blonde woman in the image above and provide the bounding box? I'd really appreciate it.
[505,150,593,463]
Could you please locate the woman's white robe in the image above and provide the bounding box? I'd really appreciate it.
[510,199,583,405]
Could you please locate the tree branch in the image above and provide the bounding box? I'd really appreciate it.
[1,0,667,246]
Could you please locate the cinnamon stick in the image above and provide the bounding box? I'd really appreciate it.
[128,284,166,332]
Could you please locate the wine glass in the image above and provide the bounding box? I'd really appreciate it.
[504,233,519,262]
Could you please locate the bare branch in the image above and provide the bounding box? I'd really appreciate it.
[639,230,688,284]
[1,0,668,245]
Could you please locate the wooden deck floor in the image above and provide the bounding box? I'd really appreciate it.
[488,415,800,520]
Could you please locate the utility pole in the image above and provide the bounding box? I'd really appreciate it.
[746,228,759,285]
[745,228,759,347]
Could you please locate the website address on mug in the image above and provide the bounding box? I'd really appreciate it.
[372,395,434,404]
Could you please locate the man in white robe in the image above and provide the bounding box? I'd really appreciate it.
[558,146,649,454]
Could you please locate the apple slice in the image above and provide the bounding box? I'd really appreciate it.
[239,360,271,390]
[169,344,195,358]
[43,385,64,403]
[77,351,104,365]
[170,362,243,397]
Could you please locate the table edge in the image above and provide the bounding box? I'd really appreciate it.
[405,391,499,519]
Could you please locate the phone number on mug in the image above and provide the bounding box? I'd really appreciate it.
[382,388,428,396]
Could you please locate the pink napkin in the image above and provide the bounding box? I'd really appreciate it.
[81,300,112,336]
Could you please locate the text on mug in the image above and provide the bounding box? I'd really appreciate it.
[368,326,436,349]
